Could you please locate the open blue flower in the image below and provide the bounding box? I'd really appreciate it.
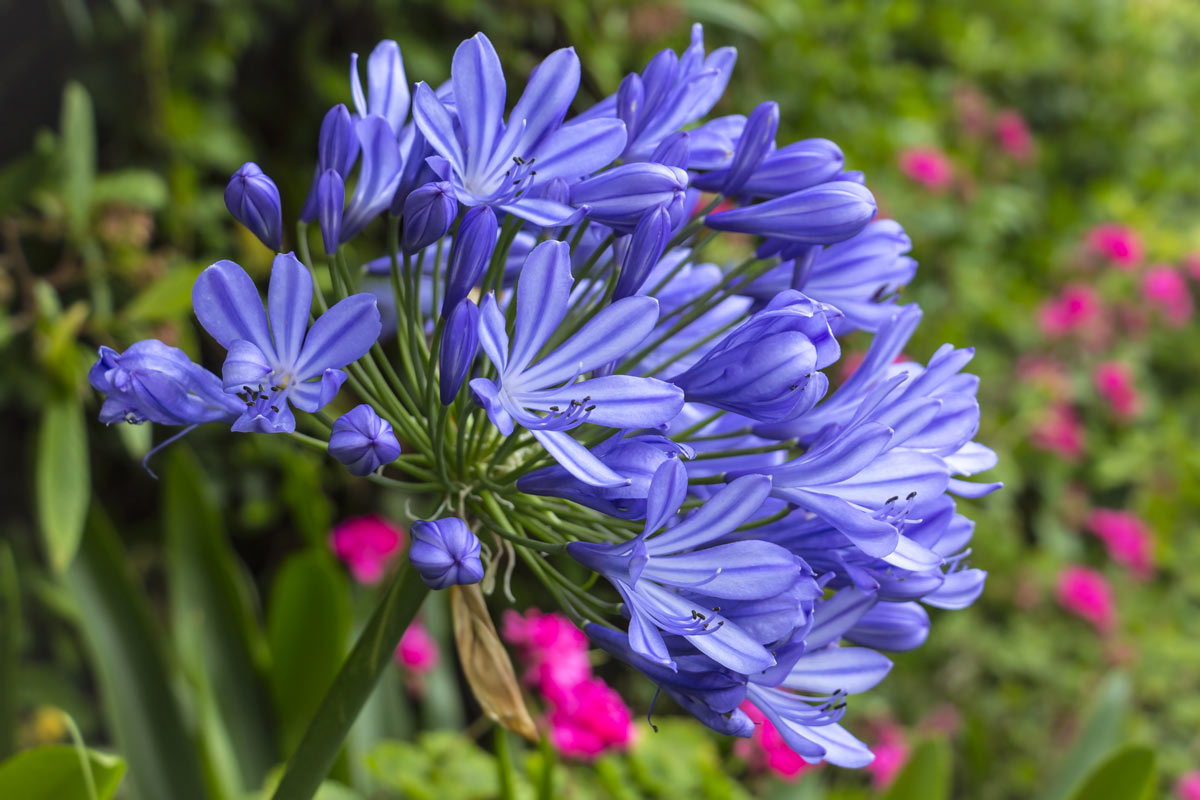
[412,33,627,226]
[470,240,684,487]
[192,252,381,433]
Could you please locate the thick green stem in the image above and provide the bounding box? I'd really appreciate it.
[270,564,430,800]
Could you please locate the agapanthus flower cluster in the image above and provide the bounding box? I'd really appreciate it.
[89,25,998,769]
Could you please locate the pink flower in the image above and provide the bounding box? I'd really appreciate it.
[953,85,991,138]
[1055,566,1116,633]
[993,109,1034,162]
[328,515,405,584]
[898,147,954,191]
[1086,509,1153,580]
[1092,362,1141,419]
[1142,264,1193,326]
[735,702,819,780]
[1037,284,1101,338]
[865,723,909,790]
[501,608,591,703]
[395,618,440,673]
[1017,356,1072,401]
[1176,771,1200,800]
[1031,403,1086,461]
[548,677,635,760]
[1085,224,1143,269]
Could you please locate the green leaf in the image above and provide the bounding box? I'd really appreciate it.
[1066,746,1156,800]
[91,169,168,210]
[163,448,276,793]
[120,264,205,324]
[0,543,18,759]
[1039,673,1131,800]
[0,745,125,800]
[0,149,50,215]
[266,550,352,756]
[65,508,208,800]
[36,395,89,574]
[366,733,498,800]
[881,738,951,800]
[59,81,96,237]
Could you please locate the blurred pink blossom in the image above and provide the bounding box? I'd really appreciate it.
[865,723,909,790]
[1092,361,1141,419]
[1055,566,1116,633]
[994,109,1034,162]
[395,618,439,673]
[1017,356,1072,401]
[1177,771,1200,800]
[328,515,405,584]
[502,608,592,702]
[547,677,635,760]
[1142,264,1193,326]
[735,701,819,780]
[1087,509,1153,580]
[1031,403,1085,460]
[1037,285,1101,338]
[953,85,991,138]
[898,147,954,191]
[1085,224,1143,269]
[1184,253,1200,282]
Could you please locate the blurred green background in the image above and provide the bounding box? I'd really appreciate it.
[2,1,1199,798]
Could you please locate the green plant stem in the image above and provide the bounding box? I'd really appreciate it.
[494,726,516,800]
[270,564,430,800]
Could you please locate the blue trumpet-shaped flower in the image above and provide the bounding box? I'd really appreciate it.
[470,240,684,487]
[413,33,626,226]
[192,252,381,433]
[89,340,243,426]
[568,459,806,674]
[349,39,409,135]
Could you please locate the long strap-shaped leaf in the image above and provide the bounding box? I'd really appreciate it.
[270,562,429,800]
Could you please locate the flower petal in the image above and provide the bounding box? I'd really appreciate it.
[519,295,660,388]
[193,259,275,358]
[452,33,506,175]
[782,647,892,694]
[509,241,572,376]
[267,253,314,366]
[293,293,381,378]
[412,82,466,175]
[646,474,772,554]
[531,429,628,487]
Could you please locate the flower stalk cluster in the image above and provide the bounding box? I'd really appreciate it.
[90,25,998,769]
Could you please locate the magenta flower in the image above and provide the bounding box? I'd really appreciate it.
[1086,509,1153,580]
[1085,223,1143,269]
[865,722,909,790]
[547,677,635,760]
[1031,403,1086,461]
[1055,566,1116,633]
[501,608,591,702]
[395,619,440,674]
[1177,771,1200,800]
[1093,361,1141,419]
[993,109,1034,162]
[1037,284,1101,338]
[897,146,953,191]
[328,515,405,584]
[1142,264,1194,326]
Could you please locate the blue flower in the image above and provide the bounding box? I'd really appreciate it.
[442,205,498,317]
[225,162,283,251]
[470,240,684,487]
[191,252,381,433]
[349,40,409,135]
[412,34,626,226]
[89,339,243,426]
[706,181,877,243]
[329,404,401,476]
[569,460,807,674]
[401,181,457,254]
[408,518,485,589]
[440,299,480,405]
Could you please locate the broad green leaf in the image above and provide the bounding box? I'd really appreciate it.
[267,550,352,756]
[66,508,207,800]
[0,543,17,759]
[59,81,96,237]
[1039,673,1131,800]
[120,264,205,324]
[91,169,168,210]
[36,395,89,574]
[164,449,276,793]
[366,733,498,800]
[0,744,125,800]
[881,738,951,800]
[1066,746,1156,800]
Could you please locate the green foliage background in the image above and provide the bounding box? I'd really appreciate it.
[1,1,1198,798]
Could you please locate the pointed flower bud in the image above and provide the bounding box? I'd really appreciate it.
[614,206,672,300]
[300,105,361,222]
[402,181,457,254]
[328,404,401,476]
[721,101,778,195]
[706,181,876,244]
[442,205,498,316]
[225,162,283,250]
[409,517,484,589]
[571,163,689,229]
[440,298,480,405]
[650,131,690,170]
[316,169,345,256]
